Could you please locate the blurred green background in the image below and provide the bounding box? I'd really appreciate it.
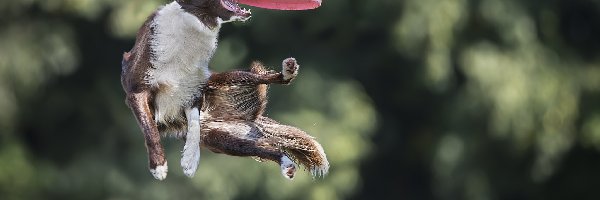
[1,0,600,199]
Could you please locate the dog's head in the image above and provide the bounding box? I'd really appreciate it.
[216,0,251,22]
[178,0,251,28]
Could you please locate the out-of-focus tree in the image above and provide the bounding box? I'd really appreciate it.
[2,0,600,200]
[391,0,600,199]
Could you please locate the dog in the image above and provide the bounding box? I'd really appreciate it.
[121,0,250,180]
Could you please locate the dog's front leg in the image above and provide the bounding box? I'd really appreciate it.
[181,107,201,177]
[127,91,168,180]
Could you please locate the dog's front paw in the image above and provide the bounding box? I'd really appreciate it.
[280,156,297,180]
[181,143,200,178]
[182,107,201,178]
[150,162,168,180]
[282,57,299,82]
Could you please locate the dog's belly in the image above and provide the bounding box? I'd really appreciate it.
[147,1,218,129]
[152,76,203,128]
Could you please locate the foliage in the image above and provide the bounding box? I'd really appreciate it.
[1,0,600,199]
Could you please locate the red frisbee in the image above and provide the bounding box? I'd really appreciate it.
[238,0,322,10]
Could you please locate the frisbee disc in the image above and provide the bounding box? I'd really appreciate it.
[238,0,322,10]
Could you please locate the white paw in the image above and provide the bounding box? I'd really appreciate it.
[282,57,299,81]
[150,162,168,180]
[280,156,297,180]
[181,144,200,178]
[182,107,201,178]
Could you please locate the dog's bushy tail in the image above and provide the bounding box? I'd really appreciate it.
[256,116,330,177]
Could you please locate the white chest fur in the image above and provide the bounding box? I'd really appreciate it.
[147,1,219,124]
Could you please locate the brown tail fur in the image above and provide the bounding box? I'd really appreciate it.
[255,116,329,176]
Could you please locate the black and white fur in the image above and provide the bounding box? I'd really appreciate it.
[121,0,250,180]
